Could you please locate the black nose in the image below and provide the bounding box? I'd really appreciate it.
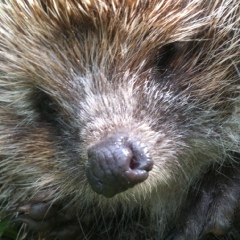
[86,133,153,198]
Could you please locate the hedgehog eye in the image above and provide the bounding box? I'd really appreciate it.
[156,43,177,73]
[35,90,58,123]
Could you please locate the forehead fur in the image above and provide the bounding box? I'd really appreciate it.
[0,0,239,102]
[0,0,204,73]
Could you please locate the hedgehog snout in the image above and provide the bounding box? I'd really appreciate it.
[86,133,153,198]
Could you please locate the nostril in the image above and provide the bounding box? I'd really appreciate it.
[127,140,153,172]
[86,133,154,198]
[130,156,139,170]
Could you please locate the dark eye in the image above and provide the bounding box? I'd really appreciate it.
[34,90,58,124]
[156,43,178,73]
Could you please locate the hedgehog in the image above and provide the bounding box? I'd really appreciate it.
[0,0,240,239]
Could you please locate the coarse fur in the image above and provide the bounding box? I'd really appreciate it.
[0,0,240,239]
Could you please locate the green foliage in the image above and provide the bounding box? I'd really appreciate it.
[0,216,19,240]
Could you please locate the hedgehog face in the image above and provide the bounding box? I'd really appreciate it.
[0,0,239,205]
